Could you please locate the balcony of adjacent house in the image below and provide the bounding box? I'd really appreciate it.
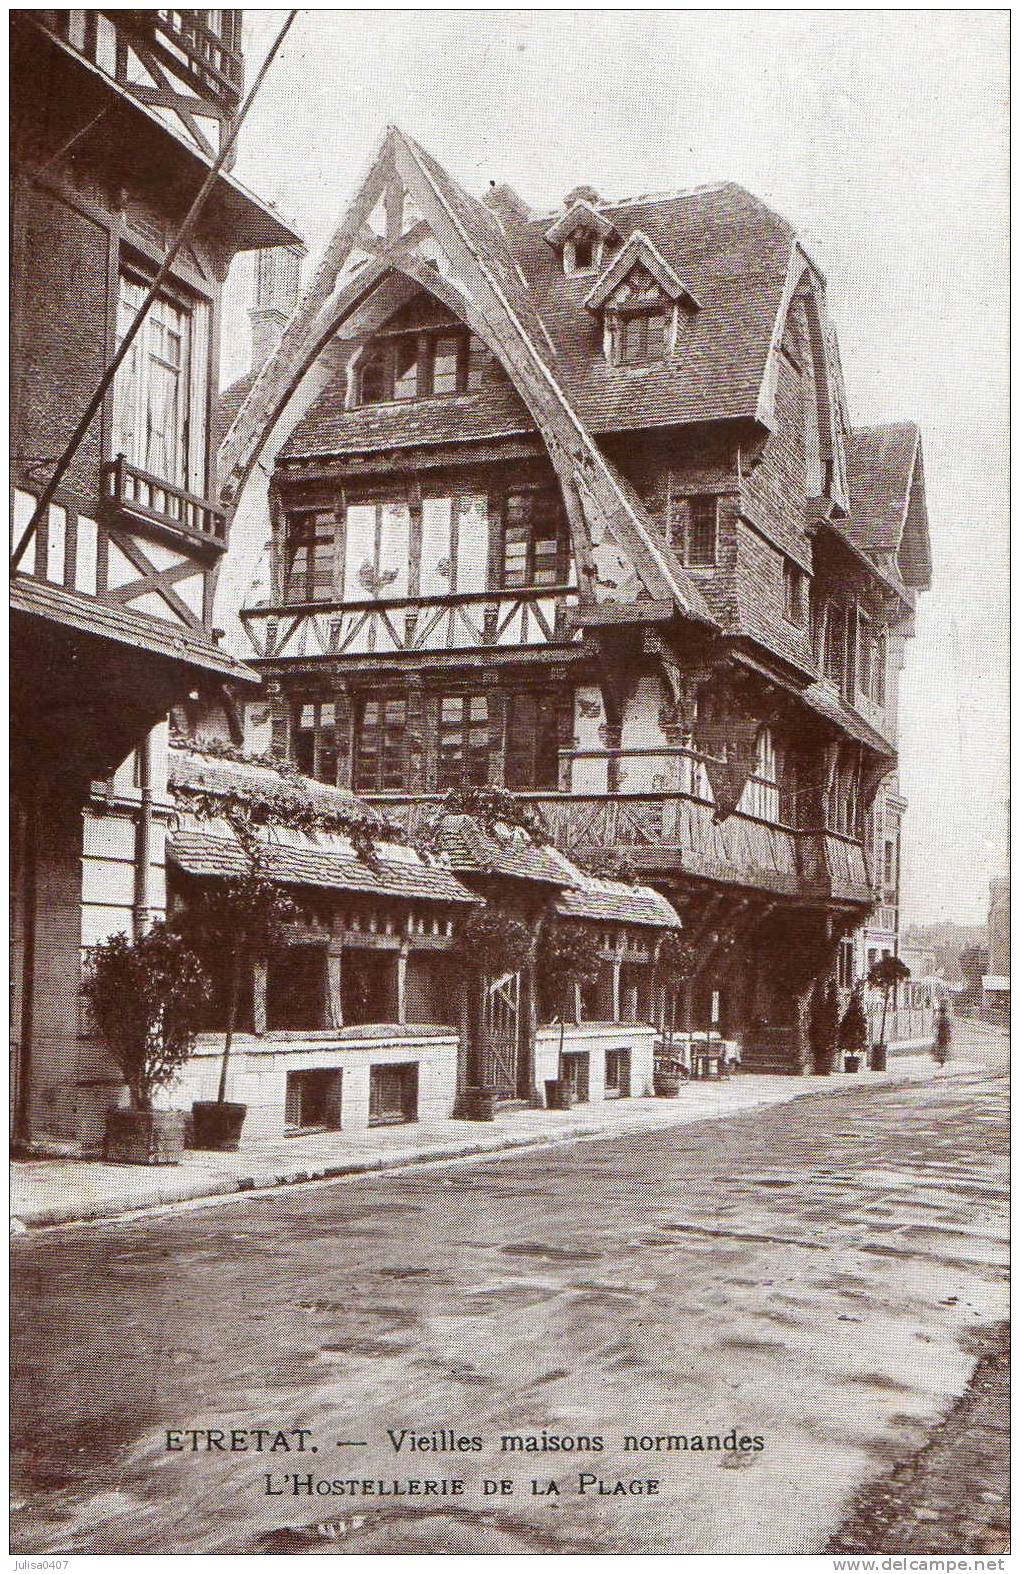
[362,740,874,908]
[43,10,244,128]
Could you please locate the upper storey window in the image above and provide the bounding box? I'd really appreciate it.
[543,193,618,277]
[283,509,335,602]
[113,267,209,494]
[618,307,669,365]
[502,488,570,588]
[355,329,499,406]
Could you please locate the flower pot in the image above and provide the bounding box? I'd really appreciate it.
[653,1071,683,1098]
[464,1086,498,1122]
[191,1100,247,1151]
[844,1053,862,1074]
[870,1044,888,1072]
[545,1078,575,1111]
[103,1108,185,1166]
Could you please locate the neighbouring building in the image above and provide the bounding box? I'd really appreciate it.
[10,10,300,1139]
[982,875,1009,1020]
[208,127,931,1094]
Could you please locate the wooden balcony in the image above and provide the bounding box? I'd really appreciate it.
[102,457,227,548]
[147,10,244,108]
[368,786,874,909]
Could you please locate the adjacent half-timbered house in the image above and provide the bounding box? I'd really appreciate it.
[217,128,931,1085]
[10,11,300,1138]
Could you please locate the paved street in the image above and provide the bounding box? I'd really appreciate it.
[11,1038,1008,1555]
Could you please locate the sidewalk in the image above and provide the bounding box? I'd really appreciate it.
[11,1056,976,1232]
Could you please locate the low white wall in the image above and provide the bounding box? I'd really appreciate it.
[533,1022,656,1103]
[166,1026,460,1145]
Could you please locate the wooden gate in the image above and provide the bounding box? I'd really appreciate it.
[481,970,521,1096]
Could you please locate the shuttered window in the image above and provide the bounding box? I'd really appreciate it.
[502,489,569,588]
[437,695,490,789]
[505,692,560,790]
[354,695,408,792]
[283,510,335,602]
[685,496,717,567]
[292,700,338,784]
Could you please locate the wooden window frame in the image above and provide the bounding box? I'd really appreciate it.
[500,486,570,590]
[685,495,718,569]
[283,508,336,604]
[783,559,806,625]
[354,693,409,794]
[357,328,479,406]
[291,699,339,785]
[435,692,491,791]
[613,306,670,366]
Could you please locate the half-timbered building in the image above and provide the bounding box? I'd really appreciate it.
[10,11,300,1138]
[215,128,931,1090]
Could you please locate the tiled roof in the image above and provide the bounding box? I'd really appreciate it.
[800,680,896,758]
[844,423,919,554]
[168,829,478,905]
[436,814,571,885]
[11,578,257,682]
[282,379,533,459]
[556,879,682,929]
[283,181,793,461]
[169,746,395,830]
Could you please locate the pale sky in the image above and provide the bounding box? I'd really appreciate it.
[220,9,1009,928]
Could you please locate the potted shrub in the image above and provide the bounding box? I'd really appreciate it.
[457,906,534,1119]
[655,931,697,1094]
[83,924,210,1164]
[838,985,868,1073]
[810,978,841,1075]
[932,1000,953,1068]
[174,869,297,1150]
[653,1055,685,1098]
[534,921,602,1110]
[867,954,912,1071]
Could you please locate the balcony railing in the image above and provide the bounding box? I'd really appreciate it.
[102,457,227,547]
[366,784,874,907]
[150,10,244,106]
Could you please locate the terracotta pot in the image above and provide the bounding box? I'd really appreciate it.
[844,1053,862,1074]
[545,1078,575,1111]
[653,1071,683,1098]
[191,1100,247,1151]
[870,1044,888,1071]
[464,1087,498,1122]
[103,1107,185,1166]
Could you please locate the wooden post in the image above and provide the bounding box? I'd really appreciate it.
[325,942,344,1030]
[611,958,622,1024]
[396,944,408,1026]
[251,958,268,1036]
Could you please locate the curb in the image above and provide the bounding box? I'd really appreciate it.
[10,1060,980,1234]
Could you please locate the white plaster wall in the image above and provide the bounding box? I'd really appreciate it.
[619,674,673,792]
[533,1023,655,1103]
[169,1030,460,1144]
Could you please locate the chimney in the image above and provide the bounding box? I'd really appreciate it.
[249,242,306,372]
[563,184,600,209]
[483,182,530,224]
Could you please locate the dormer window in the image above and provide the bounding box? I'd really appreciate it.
[618,308,669,365]
[584,230,700,371]
[572,235,594,272]
[544,196,619,279]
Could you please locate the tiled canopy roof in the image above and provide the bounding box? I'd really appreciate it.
[169,746,394,830]
[435,814,571,886]
[844,423,919,553]
[168,829,477,905]
[556,877,682,930]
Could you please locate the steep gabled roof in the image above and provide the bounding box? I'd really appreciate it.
[221,125,717,630]
[844,422,932,588]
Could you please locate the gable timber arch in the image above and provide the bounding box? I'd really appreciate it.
[219,126,716,629]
